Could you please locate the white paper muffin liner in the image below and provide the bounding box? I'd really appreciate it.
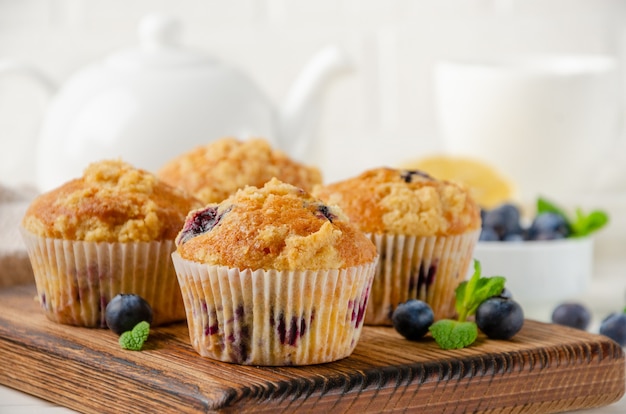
[171,252,377,366]
[365,230,480,325]
[20,228,185,328]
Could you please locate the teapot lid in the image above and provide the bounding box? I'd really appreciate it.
[105,14,216,70]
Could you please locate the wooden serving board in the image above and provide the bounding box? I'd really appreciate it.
[0,285,624,414]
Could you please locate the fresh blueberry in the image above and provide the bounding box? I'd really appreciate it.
[527,212,571,240]
[551,302,591,330]
[479,227,500,241]
[105,294,153,335]
[482,203,523,240]
[391,299,435,341]
[600,313,626,346]
[475,297,524,340]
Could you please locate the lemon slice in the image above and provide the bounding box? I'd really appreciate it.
[398,155,516,208]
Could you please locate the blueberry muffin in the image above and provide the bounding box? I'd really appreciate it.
[313,167,481,324]
[20,159,203,327]
[171,178,378,365]
[158,137,323,204]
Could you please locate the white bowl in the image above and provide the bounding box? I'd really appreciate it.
[472,237,594,309]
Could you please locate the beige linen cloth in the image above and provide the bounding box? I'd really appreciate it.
[0,184,37,288]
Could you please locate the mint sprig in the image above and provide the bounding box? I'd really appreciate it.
[455,261,506,321]
[537,197,609,238]
[429,260,505,349]
[119,321,150,351]
[429,320,477,350]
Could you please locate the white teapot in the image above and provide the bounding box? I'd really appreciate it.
[0,14,351,191]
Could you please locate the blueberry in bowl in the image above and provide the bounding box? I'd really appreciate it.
[474,197,608,310]
[481,203,524,241]
[478,197,607,242]
[527,212,570,240]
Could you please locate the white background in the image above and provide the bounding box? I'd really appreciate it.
[1,0,625,187]
[1,2,626,412]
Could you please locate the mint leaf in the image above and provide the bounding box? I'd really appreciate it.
[429,320,478,350]
[537,197,568,218]
[119,321,150,351]
[455,260,505,321]
[469,276,506,315]
[455,260,480,320]
[571,208,609,237]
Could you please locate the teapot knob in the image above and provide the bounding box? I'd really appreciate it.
[138,14,182,50]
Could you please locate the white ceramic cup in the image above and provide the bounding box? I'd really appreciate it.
[434,55,622,203]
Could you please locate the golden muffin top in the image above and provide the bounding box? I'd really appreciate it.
[22,159,203,242]
[175,178,377,271]
[157,137,323,204]
[312,167,481,236]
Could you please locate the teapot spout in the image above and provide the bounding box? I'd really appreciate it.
[278,45,352,160]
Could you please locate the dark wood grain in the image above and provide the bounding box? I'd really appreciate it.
[0,284,624,413]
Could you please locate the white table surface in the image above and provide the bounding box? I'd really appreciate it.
[1,256,625,414]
